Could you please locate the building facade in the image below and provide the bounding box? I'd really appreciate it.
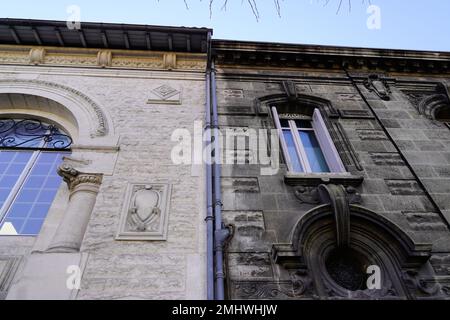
[0,19,210,299]
[214,41,450,299]
[0,18,449,300]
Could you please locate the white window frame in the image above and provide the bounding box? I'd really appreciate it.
[272,106,346,174]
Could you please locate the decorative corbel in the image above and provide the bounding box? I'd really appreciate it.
[96,50,112,68]
[294,184,361,248]
[163,53,177,70]
[29,48,46,65]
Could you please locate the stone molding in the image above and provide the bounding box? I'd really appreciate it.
[0,45,206,71]
[0,78,114,140]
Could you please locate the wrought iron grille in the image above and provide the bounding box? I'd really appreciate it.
[0,119,72,149]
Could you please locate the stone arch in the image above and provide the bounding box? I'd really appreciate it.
[273,203,436,299]
[0,79,116,145]
[418,94,449,120]
[257,93,338,118]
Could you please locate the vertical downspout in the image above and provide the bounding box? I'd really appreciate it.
[211,61,230,300]
[205,31,215,300]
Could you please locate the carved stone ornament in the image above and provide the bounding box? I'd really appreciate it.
[29,48,46,65]
[96,50,113,68]
[116,183,171,241]
[294,185,361,206]
[147,84,182,105]
[57,164,103,192]
[163,52,177,70]
[294,184,361,248]
[403,84,450,121]
[401,269,444,298]
[363,74,392,101]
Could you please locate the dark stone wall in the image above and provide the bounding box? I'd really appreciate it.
[215,67,450,300]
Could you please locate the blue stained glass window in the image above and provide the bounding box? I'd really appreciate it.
[283,130,304,173]
[0,151,33,209]
[299,130,330,173]
[0,119,71,236]
[0,152,66,235]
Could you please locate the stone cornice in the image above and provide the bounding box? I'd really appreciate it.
[213,40,450,74]
[0,45,207,71]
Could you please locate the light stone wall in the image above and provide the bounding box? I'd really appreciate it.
[0,65,206,300]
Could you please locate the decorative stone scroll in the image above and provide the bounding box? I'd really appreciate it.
[294,184,361,248]
[116,183,172,241]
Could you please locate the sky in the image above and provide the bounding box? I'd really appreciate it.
[1,0,450,52]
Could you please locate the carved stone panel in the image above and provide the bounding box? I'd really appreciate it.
[230,280,308,300]
[116,183,172,241]
[147,85,182,105]
[363,74,392,101]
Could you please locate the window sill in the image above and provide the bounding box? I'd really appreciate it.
[284,172,364,187]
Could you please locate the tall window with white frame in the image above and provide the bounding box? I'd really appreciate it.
[272,106,346,174]
[0,119,71,236]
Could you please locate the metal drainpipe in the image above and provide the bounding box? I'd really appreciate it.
[205,69,214,300]
[211,61,230,300]
[205,31,215,300]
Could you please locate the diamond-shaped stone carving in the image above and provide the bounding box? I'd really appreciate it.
[152,85,179,100]
[147,84,182,105]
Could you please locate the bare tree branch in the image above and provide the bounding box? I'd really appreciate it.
[179,0,370,21]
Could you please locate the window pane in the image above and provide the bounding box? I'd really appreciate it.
[295,120,313,129]
[299,130,330,173]
[0,151,33,209]
[279,119,290,128]
[283,130,303,172]
[0,151,67,236]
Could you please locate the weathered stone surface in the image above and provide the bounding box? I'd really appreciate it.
[369,152,405,166]
[385,180,425,196]
[222,177,260,193]
[402,212,448,231]
[356,129,389,141]
[228,253,273,280]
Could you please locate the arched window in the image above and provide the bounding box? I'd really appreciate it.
[272,106,346,173]
[0,119,72,236]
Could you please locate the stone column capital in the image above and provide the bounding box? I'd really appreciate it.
[58,164,103,192]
